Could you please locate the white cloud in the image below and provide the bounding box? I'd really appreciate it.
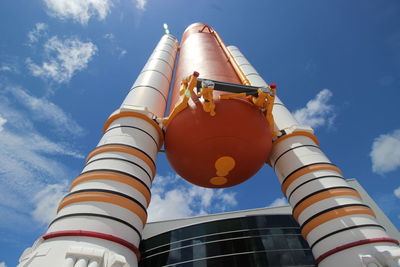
[43,0,149,24]
[0,65,12,72]
[103,33,114,40]
[147,174,238,222]
[119,49,127,57]
[267,197,288,207]
[0,97,82,230]
[0,115,83,177]
[0,64,17,73]
[43,0,112,24]
[0,261,7,267]
[28,22,48,44]
[135,0,148,10]
[370,129,400,174]
[27,36,97,83]
[103,33,128,58]
[293,89,335,128]
[32,182,68,225]
[394,187,400,199]
[0,116,6,132]
[0,56,19,73]
[9,86,84,136]
[148,188,193,221]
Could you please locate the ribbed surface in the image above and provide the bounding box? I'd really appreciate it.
[50,115,159,251]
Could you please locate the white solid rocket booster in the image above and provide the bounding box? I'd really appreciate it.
[18,34,178,267]
[227,45,400,267]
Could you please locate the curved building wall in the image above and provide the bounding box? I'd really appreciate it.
[139,214,315,267]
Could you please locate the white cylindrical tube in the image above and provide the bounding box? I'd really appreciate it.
[227,45,400,266]
[64,257,75,267]
[74,258,88,267]
[122,34,178,117]
[87,260,99,267]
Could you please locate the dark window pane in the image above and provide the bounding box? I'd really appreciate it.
[287,235,304,249]
[291,250,316,265]
[139,215,316,267]
[261,235,274,250]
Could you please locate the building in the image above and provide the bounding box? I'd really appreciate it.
[139,179,400,267]
[140,207,315,267]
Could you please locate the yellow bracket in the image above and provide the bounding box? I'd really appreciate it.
[219,92,247,100]
[252,86,277,137]
[198,80,216,116]
[218,86,278,137]
[265,87,277,137]
[163,72,199,127]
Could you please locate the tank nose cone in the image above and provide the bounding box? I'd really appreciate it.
[182,22,212,43]
[184,22,208,32]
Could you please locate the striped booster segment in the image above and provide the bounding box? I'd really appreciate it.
[226,46,400,266]
[43,34,178,265]
[271,133,398,264]
[47,114,161,262]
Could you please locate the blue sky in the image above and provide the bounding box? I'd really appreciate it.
[1,0,400,266]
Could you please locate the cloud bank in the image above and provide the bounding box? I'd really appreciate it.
[371,129,400,174]
[32,183,68,225]
[147,174,238,222]
[27,36,97,83]
[0,91,82,230]
[394,187,400,199]
[8,86,84,136]
[293,89,335,128]
[267,197,288,207]
[42,0,149,24]
[43,0,112,24]
[27,23,48,44]
[135,0,148,10]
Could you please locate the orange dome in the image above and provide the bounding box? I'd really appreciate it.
[165,98,272,188]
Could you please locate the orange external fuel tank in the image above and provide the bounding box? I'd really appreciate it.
[164,23,272,188]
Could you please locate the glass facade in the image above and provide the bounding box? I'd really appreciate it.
[139,215,315,267]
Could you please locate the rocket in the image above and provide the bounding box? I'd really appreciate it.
[18,23,400,267]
